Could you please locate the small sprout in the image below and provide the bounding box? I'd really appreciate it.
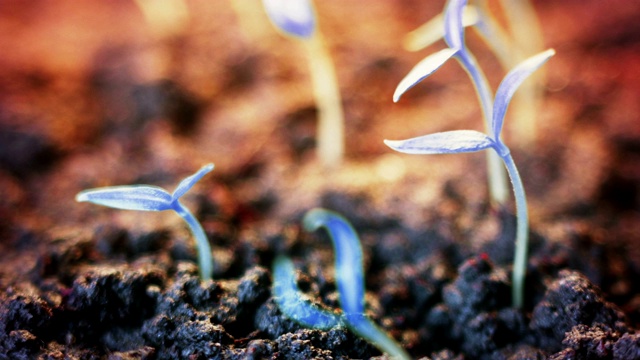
[496,0,546,145]
[273,208,411,360]
[386,49,555,308]
[395,0,510,206]
[76,164,215,281]
[262,0,345,168]
[402,0,546,146]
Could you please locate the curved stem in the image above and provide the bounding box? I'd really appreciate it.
[272,256,342,329]
[174,201,213,281]
[457,51,510,205]
[500,151,529,309]
[472,0,516,71]
[303,209,409,358]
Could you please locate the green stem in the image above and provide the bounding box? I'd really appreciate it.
[499,150,529,309]
[174,201,213,281]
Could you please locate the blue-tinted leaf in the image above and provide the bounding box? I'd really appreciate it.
[272,256,342,330]
[303,209,364,316]
[404,6,479,52]
[172,163,214,200]
[492,49,555,139]
[444,0,468,50]
[384,130,495,155]
[262,0,315,38]
[76,186,172,211]
[394,48,457,102]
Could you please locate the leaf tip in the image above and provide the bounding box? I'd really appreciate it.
[202,163,215,173]
[75,191,89,203]
[383,139,400,150]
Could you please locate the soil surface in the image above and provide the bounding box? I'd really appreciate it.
[1,1,640,359]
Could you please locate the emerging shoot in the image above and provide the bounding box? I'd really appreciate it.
[273,208,410,359]
[386,49,555,308]
[76,164,215,281]
[262,0,345,168]
[395,0,511,206]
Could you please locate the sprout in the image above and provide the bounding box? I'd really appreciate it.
[386,49,555,308]
[261,0,345,168]
[273,208,411,359]
[76,164,215,281]
[403,0,545,146]
[394,0,510,206]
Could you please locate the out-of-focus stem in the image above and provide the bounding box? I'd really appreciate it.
[303,33,345,168]
[133,0,189,79]
[472,0,515,70]
[498,0,544,59]
[497,0,545,146]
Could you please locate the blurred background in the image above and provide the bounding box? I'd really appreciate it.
[0,0,639,248]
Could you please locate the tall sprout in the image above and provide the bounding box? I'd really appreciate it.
[262,0,345,168]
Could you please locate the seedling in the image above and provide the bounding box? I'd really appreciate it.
[273,208,410,359]
[403,0,545,146]
[386,49,555,308]
[76,164,215,281]
[262,0,345,168]
[395,0,511,206]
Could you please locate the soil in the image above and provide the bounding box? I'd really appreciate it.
[1,1,640,359]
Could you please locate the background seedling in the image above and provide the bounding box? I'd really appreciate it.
[76,164,214,281]
[262,0,345,168]
[386,50,555,308]
[273,208,411,359]
[496,0,545,145]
